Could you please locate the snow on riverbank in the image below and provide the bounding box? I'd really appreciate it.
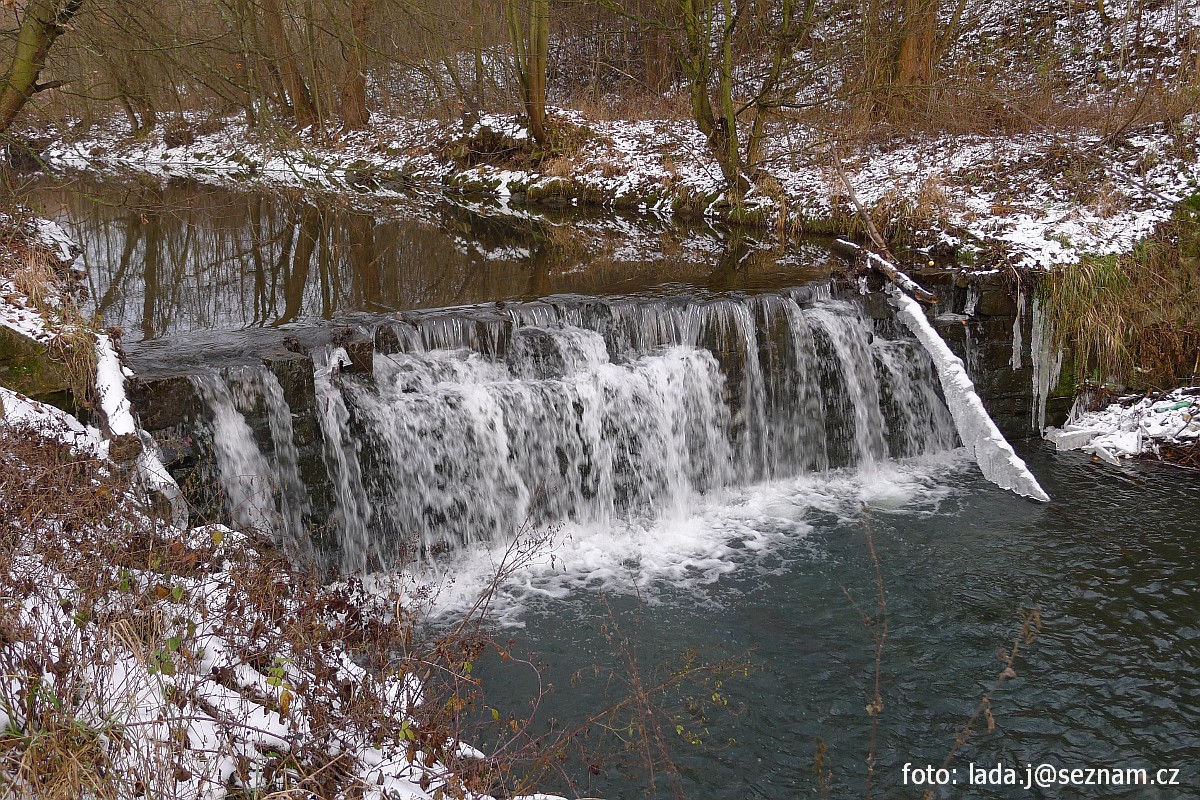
[0,214,82,343]
[37,108,1200,273]
[0,392,561,800]
[1,215,564,800]
[1045,388,1200,465]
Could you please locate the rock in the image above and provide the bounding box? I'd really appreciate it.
[127,374,202,431]
[262,350,315,411]
[978,286,1017,316]
[0,325,72,401]
[343,338,373,374]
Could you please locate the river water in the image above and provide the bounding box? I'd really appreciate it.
[470,446,1200,799]
[30,175,1200,799]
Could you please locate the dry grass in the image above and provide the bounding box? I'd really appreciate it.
[0,208,98,410]
[0,416,746,799]
[1046,210,1200,390]
[542,155,572,178]
[0,422,470,798]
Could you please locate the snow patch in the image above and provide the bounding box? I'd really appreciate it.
[1045,388,1199,463]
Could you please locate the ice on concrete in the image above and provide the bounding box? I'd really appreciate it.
[1044,426,1102,451]
[1011,291,1025,370]
[890,286,1051,502]
[1029,296,1064,433]
[96,333,188,526]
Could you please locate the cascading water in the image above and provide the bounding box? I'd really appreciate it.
[190,368,308,546]
[192,291,959,574]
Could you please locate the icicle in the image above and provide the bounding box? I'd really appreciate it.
[889,287,1050,502]
[1030,296,1064,432]
[1011,291,1025,370]
[964,285,979,316]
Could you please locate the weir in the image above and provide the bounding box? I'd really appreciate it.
[150,289,961,573]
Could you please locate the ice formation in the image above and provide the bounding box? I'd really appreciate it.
[889,287,1051,502]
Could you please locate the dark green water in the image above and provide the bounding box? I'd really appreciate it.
[470,445,1199,799]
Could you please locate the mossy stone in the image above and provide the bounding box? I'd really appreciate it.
[0,326,71,400]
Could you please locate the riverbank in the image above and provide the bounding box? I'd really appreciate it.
[0,210,571,800]
[1046,386,1200,467]
[29,109,1200,274]
[0,391,515,799]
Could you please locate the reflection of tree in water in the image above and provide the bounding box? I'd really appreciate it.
[36,176,823,344]
[52,180,538,341]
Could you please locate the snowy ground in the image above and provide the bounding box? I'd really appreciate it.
[0,214,82,343]
[38,108,1200,274]
[1045,388,1200,465]
[0,212,565,799]
[1,370,566,800]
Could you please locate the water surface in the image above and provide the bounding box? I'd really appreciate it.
[466,447,1199,799]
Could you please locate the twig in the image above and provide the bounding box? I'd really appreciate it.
[834,238,940,304]
[922,606,1042,800]
[860,504,886,800]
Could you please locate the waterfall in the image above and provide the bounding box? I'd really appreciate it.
[312,348,372,572]
[191,368,309,550]
[191,372,281,536]
[807,305,889,467]
[196,292,960,572]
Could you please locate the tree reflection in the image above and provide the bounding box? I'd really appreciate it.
[31,176,814,345]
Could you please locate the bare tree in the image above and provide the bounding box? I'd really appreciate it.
[0,0,83,134]
[334,0,374,129]
[600,0,818,200]
[506,0,550,145]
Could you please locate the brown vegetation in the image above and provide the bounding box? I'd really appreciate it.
[1046,202,1200,391]
[0,0,1193,166]
[0,407,749,798]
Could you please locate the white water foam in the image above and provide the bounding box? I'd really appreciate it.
[403,451,971,628]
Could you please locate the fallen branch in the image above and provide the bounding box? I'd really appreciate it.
[834,238,940,304]
[889,286,1051,502]
[828,147,939,304]
[829,146,892,257]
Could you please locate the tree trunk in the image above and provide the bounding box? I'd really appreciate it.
[526,0,550,145]
[0,0,83,135]
[339,0,373,129]
[469,0,486,126]
[260,0,319,129]
[675,0,743,193]
[643,29,673,93]
[893,0,940,115]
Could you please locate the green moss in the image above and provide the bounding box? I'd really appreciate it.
[724,204,768,227]
[0,326,72,403]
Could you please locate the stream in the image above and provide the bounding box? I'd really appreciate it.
[28,173,1200,799]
